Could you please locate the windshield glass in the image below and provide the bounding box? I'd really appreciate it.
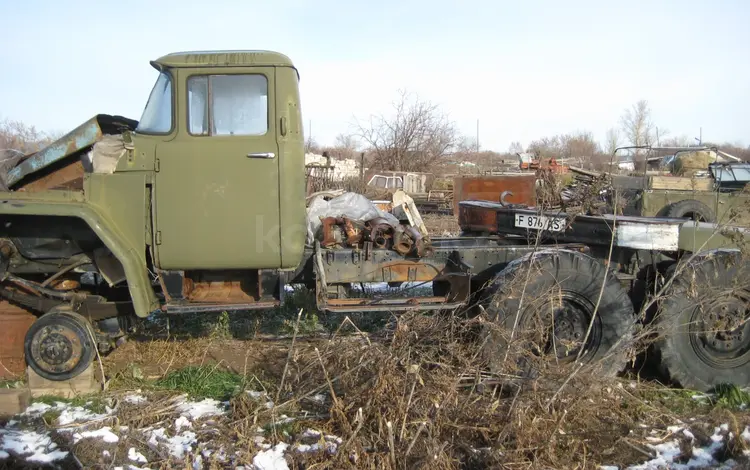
[136,71,172,134]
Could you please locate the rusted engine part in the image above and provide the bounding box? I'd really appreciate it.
[320,215,434,258]
[366,217,393,249]
[392,225,413,255]
[404,225,434,258]
[321,217,365,248]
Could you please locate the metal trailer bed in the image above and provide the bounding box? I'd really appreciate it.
[301,200,736,313]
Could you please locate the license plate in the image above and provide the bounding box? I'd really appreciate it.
[514,213,566,232]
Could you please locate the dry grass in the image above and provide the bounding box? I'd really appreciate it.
[422,214,460,236]
[33,284,749,469]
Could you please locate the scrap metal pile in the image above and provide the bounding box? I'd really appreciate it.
[306,190,434,258]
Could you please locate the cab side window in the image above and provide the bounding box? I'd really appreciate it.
[187,74,268,136]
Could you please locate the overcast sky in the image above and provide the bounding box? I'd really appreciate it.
[1,0,748,151]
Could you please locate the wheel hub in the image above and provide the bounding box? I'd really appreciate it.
[29,323,84,375]
[38,332,74,365]
[691,295,750,368]
[550,303,589,358]
[526,293,599,363]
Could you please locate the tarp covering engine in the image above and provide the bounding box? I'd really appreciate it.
[306,191,433,258]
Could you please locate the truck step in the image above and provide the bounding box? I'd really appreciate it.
[164,301,279,314]
[323,296,464,313]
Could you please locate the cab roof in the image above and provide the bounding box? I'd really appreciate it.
[151,50,295,69]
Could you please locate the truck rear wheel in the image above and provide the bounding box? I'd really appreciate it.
[24,308,95,381]
[655,250,750,392]
[480,250,635,379]
[664,199,715,223]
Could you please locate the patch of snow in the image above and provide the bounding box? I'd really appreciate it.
[295,429,341,454]
[621,423,728,470]
[124,393,148,405]
[627,440,682,470]
[128,447,148,463]
[23,402,52,415]
[146,427,197,459]
[0,428,69,463]
[309,394,326,404]
[0,450,8,459]
[72,426,119,444]
[57,405,109,426]
[103,450,111,457]
[247,391,267,399]
[175,416,192,432]
[253,442,289,470]
[600,466,619,470]
[176,398,225,420]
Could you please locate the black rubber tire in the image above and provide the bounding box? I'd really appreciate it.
[480,250,636,378]
[654,250,750,392]
[664,199,716,223]
[24,309,95,381]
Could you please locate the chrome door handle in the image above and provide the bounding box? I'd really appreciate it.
[247,152,275,159]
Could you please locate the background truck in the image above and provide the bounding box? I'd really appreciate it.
[1,50,749,395]
[593,148,750,224]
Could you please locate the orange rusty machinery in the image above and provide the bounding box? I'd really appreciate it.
[519,156,568,173]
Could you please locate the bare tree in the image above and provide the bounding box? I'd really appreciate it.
[355,90,458,172]
[334,133,360,152]
[604,128,620,156]
[527,135,563,159]
[660,135,693,147]
[0,118,59,190]
[620,100,655,151]
[304,135,320,154]
[561,131,600,159]
[620,100,656,171]
[508,141,524,155]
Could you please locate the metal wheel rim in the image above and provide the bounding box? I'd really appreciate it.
[29,322,84,375]
[689,293,750,370]
[522,290,602,364]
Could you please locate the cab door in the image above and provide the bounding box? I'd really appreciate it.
[154,67,281,270]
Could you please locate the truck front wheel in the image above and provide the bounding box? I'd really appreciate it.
[655,251,750,392]
[480,250,636,380]
[24,309,95,381]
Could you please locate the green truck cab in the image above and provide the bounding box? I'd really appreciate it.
[0,51,307,379]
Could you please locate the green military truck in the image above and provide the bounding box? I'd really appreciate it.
[610,148,750,224]
[1,51,749,393]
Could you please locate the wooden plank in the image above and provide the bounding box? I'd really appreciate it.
[0,388,31,417]
[648,176,713,191]
[26,365,98,399]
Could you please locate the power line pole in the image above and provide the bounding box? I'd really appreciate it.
[476,119,480,153]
